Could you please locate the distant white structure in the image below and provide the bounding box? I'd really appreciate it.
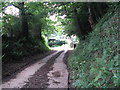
[65,35,78,48]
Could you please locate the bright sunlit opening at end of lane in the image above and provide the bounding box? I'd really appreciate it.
[49,14,66,21]
[50,45,74,51]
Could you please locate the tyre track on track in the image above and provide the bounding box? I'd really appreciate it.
[22,51,64,88]
[2,51,63,89]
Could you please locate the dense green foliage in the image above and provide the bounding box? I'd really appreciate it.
[1,2,111,63]
[69,6,119,88]
[2,36,49,63]
[52,2,109,39]
[1,2,51,63]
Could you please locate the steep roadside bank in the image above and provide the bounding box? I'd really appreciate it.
[69,7,119,88]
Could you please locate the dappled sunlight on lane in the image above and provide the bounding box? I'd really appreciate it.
[50,44,74,51]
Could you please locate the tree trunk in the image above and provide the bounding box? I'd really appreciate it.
[96,3,103,18]
[73,7,92,40]
[88,4,96,28]
[19,2,29,38]
[73,8,84,40]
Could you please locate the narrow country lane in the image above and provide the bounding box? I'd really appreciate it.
[2,50,71,89]
[2,2,118,89]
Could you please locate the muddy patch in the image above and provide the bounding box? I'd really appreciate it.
[52,71,61,77]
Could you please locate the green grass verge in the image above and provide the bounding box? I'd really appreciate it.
[69,8,119,88]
